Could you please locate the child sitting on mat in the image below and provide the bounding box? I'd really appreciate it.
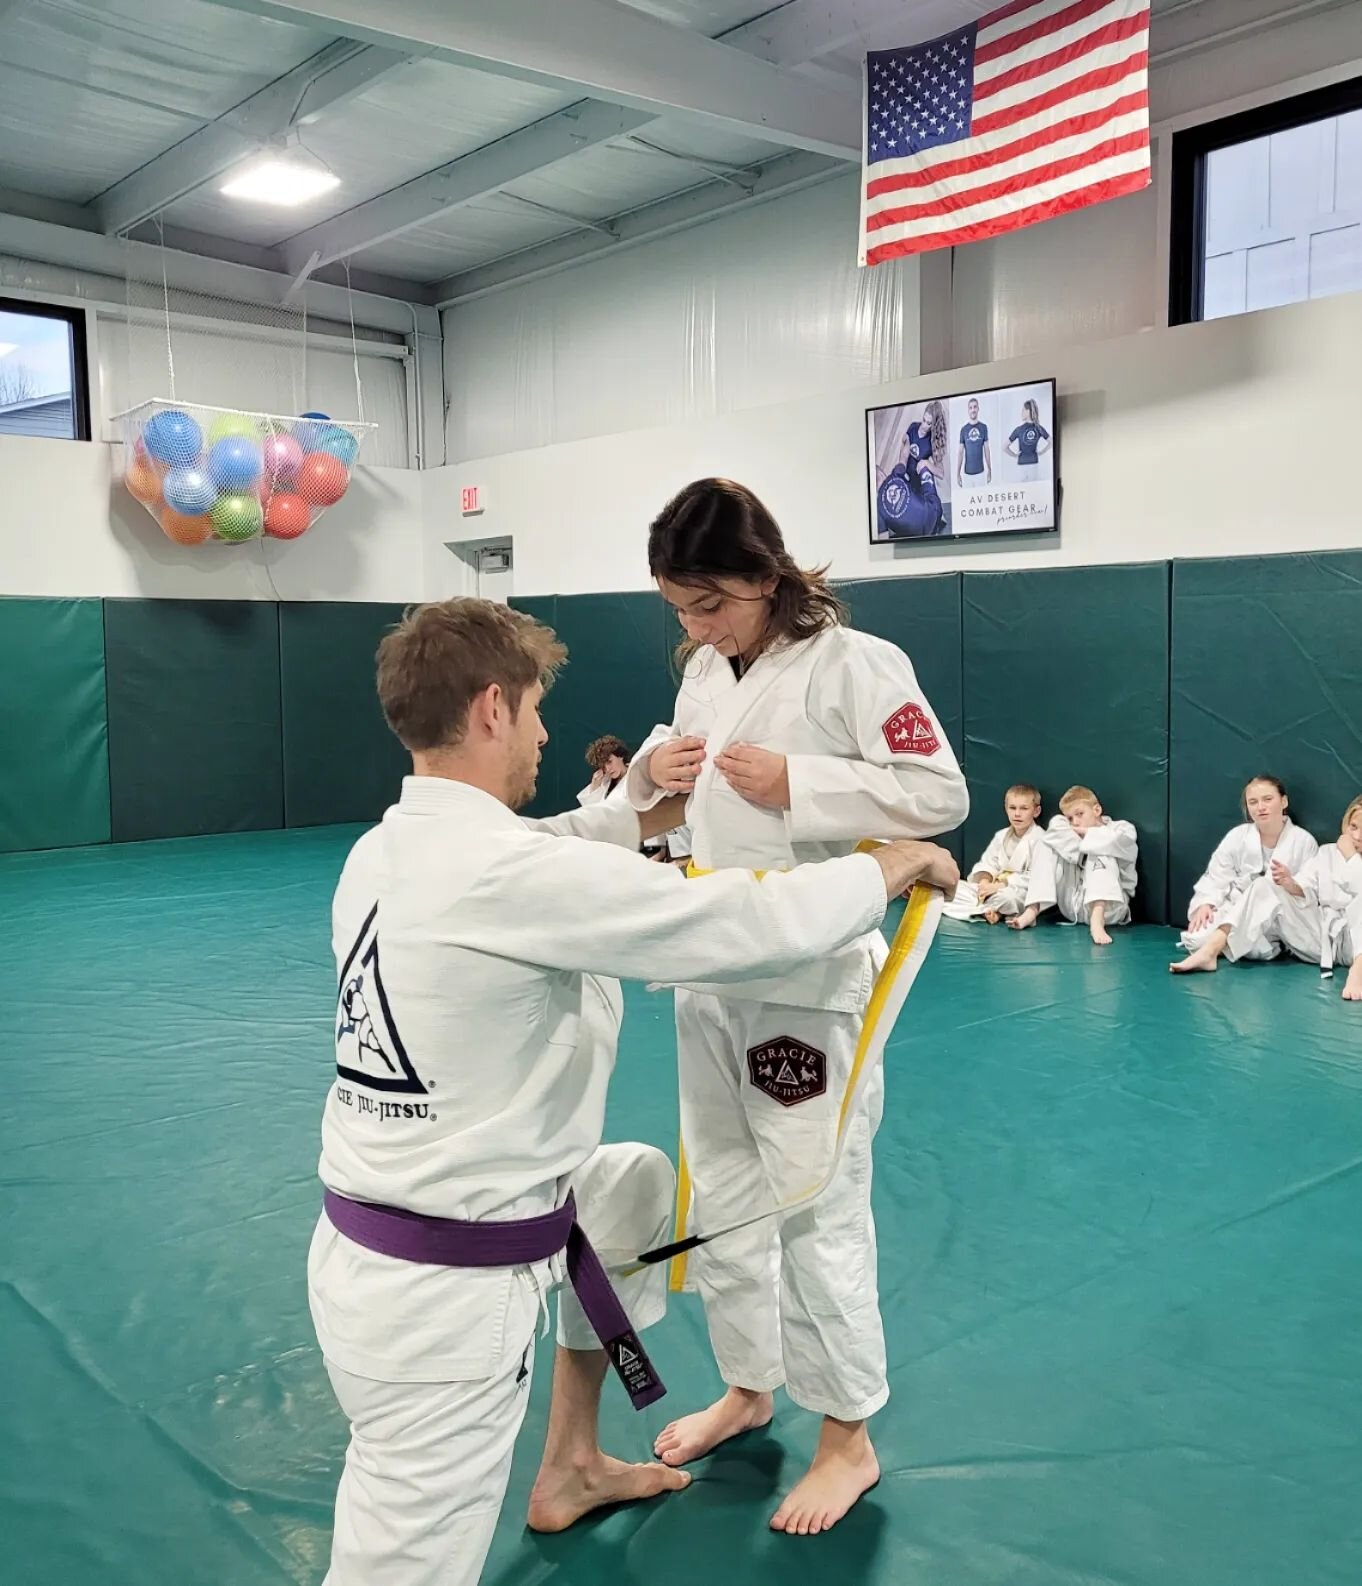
[943,784,1043,923]
[1009,785,1138,946]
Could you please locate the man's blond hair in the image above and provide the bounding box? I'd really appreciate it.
[376,598,566,752]
[1059,784,1099,813]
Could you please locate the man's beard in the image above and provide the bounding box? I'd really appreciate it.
[507,756,538,811]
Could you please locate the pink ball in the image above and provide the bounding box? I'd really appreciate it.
[262,432,303,483]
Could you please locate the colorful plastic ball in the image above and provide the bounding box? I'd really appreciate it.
[208,412,264,446]
[159,506,214,546]
[162,465,218,516]
[293,410,331,448]
[264,492,312,540]
[125,458,163,506]
[142,409,202,466]
[208,435,263,492]
[210,493,263,541]
[315,425,359,468]
[261,431,303,483]
[295,450,350,506]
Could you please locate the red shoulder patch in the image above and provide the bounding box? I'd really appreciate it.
[882,701,939,757]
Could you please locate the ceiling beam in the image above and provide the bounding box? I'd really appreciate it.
[93,39,410,237]
[279,99,654,278]
[431,149,846,306]
[200,0,862,160]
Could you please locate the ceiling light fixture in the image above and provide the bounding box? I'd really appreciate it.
[221,156,340,207]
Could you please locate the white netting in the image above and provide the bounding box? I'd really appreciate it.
[116,399,373,546]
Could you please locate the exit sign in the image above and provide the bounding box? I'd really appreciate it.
[461,485,483,515]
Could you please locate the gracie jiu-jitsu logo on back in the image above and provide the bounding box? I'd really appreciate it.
[334,904,431,1110]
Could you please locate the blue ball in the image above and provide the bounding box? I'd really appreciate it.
[315,425,359,467]
[163,465,218,516]
[142,409,202,466]
[208,435,263,492]
[293,411,331,450]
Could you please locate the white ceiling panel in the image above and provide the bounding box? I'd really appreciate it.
[351,200,577,281]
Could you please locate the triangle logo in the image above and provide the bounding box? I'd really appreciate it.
[616,1345,639,1367]
[335,904,428,1095]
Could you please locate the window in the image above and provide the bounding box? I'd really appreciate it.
[1170,77,1362,325]
[0,298,91,440]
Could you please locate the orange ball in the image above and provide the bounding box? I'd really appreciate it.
[264,492,311,540]
[126,458,163,506]
[160,506,214,545]
[295,450,349,506]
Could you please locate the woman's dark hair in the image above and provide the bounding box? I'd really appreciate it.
[648,479,844,657]
[1241,773,1288,815]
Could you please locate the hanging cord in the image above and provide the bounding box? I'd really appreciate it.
[157,214,176,400]
[344,259,364,424]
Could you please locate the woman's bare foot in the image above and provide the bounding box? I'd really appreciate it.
[1343,962,1362,1001]
[1008,906,1039,931]
[1171,944,1220,974]
[770,1418,879,1537]
[527,1453,690,1533]
[653,1386,774,1467]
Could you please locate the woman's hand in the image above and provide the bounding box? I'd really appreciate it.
[647,736,707,793]
[713,743,790,810]
[1270,859,1305,898]
[1188,903,1216,932]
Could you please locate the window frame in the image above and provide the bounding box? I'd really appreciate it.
[0,294,93,441]
[1169,73,1362,326]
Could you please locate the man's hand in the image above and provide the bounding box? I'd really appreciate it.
[638,795,690,841]
[648,736,707,793]
[714,744,790,810]
[869,840,959,901]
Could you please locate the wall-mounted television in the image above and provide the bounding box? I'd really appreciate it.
[866,377,1058,544]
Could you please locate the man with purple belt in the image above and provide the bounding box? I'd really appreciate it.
[309,597,958,1586]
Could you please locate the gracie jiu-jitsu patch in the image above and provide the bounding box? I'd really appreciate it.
[747,1037,827,1108]
[882,701,939,757]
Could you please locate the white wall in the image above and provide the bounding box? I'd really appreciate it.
[2,434,425,602]
[427,289,1362,596]
[443,176,919,462]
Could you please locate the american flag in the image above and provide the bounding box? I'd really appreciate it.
[859,0,1151,266]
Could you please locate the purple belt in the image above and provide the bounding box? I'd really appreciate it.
[322,1188,665,1411]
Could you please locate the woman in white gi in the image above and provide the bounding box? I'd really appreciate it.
[627,479,969,1536]
[1176,775,1317,956]
[1172,793,1362,997]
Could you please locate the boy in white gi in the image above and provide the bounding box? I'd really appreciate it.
[944,784,1042,922]
[310,597,959,1586]
[630,480,969,1537]
[1009,785,1138,945]
[1172,794,1362,998]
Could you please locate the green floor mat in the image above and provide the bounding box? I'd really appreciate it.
[4,831,1361,1585]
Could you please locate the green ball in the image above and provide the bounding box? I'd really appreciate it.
[210,493,263,541]
[207,412,265,446]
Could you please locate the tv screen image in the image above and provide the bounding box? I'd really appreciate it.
[866,379,1057,544]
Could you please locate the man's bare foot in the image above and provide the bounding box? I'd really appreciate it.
[770,1418,879,1537]
[527,1453,690,1533]
[1343,963,1362,1001]
[1171,945,1220,974]
[1008,906,1039,931]
[983,909,1001,925]
[653,1386,774,1467]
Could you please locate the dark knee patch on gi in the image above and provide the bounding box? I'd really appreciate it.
[746,1037,827,1107]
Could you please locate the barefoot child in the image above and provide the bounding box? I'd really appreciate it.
[1009,786,1138,946]
[1172,795,1362,999]
[944,784,1042,923]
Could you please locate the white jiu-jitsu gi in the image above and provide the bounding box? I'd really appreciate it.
[311,777,892,1586]
[1178,819,1318,953]
[1220,842,1362,969]
[628,625,967,1421]
[943,823,1041,920]
[1026,813,1139,925]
